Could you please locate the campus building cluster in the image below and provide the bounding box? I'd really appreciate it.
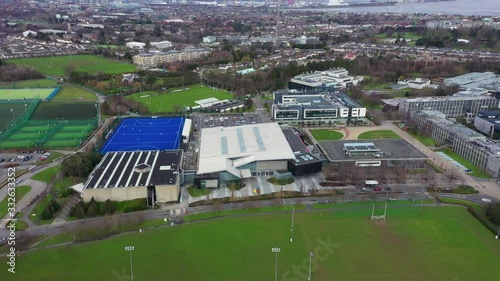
[132,48,210,67]
[410,110,500,178]
[288,68,364,90]
[272,88,366,125]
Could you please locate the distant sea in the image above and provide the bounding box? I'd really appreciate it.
[301,0,500,16]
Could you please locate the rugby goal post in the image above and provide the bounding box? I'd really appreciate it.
[370,203,387,220]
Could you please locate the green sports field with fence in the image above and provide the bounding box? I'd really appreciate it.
[2,206,499,281]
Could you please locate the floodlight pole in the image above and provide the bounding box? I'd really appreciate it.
[308,252,313,281]
[420,186,424,215]
[290,205,294,242]
[272,247,281,281]
[125,246,135,281]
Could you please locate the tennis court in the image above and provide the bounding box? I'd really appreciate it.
[100,117,185,153]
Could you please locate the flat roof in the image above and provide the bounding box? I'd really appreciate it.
[198,123,295,176]
[319,139,428,162]
[84,150,182,189]
[282,128,321,166]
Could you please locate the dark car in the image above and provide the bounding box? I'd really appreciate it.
[384,187,392,191]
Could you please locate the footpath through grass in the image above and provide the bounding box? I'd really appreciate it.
[0,185,31,219]
[358,129,400,139]
[7,55,136,76]
[310,129,344,141]
[126,84,233,113]
[3,206,500,281]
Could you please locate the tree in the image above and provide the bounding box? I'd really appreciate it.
[212,200,223,214]
[446,170,457,183]
[486,202,500,224]
[87,202,98,217]
[272,195,281,208]
[124,52,132,60]
[74,203,86,218]
[323,164,336,181]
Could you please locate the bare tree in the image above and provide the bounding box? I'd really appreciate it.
[446,170,457,183]
[212,200,223,214]
[323,164,336,181]
[272,195,281,208]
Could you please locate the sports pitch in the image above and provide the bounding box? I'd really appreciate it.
[0,88,56,100]
[310,129,344,141]
[3,206,499,281]
[126,85,233,113]
[7,55,137,76]
[100,117,185,153]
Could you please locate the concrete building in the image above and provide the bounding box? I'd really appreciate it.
[398,95,498,118]
[443,72,500,92]
[196,123,296,187]
[282,128,322,176]
[203,36,216,43]
[474,110,500,139]
[288,68,364,90]
[397,78,431,89]
[83,150,182,205]
[272,88,366,125]
[318,139,428,170]
[132,49,210,67]
[410,110,500,178]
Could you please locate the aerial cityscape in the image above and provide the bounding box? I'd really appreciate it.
[1,0,500,280]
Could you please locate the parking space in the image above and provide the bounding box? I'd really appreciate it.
[0,150,51,166]
[195,113,263,130]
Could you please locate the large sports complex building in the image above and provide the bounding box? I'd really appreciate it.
[83,117,189,204]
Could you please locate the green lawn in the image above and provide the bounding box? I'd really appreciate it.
[440,148,491,178]
[52,86,97,101]
[187,186,210,197]
[7,55,136,76]
[0,185,32,219]
[310,129,344,141]
[3,206,500,281]
[31,165,61,183]
[126,84,233,113]
[407,130,438,146]
[0,79,58,88]
[358,130,400,139]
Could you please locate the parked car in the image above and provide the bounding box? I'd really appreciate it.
[384,187,392,191]
[374,187,382,191]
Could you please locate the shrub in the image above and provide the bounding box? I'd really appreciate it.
[486,202,500,225]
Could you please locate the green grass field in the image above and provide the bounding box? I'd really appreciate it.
[406,130,438,146]
[0,79,58,88]
[358,130,400,140]
[31,165,61,183]
[3,206,500,281]
[310,129,344,141]
[52,86,97,101]
[126,85,233,113]
[0,185,31,219]
[0,88,55,100]
[8,55,136,76]
[439,148,491,178]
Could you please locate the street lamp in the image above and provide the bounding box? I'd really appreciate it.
[496,225,500,240]
[290,205,295,242]
[272,247,281,281]
[10,108,15,125]
[308,252,314,281]
[124,246,135,281]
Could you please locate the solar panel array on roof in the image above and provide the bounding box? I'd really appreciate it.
[237,128,246,153]
[344,142,380,154]
[253,126,266,152]
[221,136,228,155]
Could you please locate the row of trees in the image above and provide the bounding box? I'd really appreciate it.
[61,152,103,178]
[0,60,43,82]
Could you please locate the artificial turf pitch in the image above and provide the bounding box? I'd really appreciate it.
[2,206,499,281]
